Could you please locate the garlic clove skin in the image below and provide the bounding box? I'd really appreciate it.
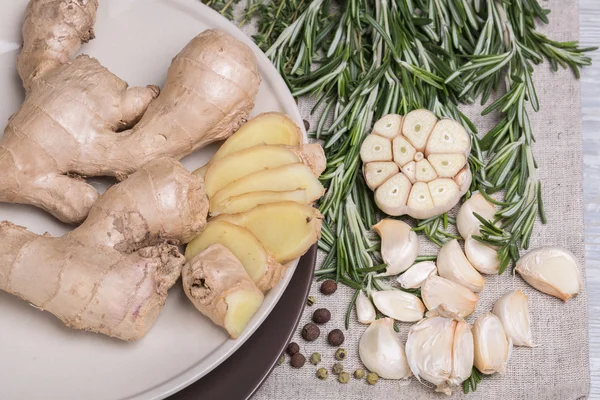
[405,316,455,389]
[372,219,419,276]
[456,192,496,238]
[421,275,478,319]
[355,290,376,324]
[437,239,485,292]
[464,234,501,275]
[359,318,412,379]
[372,290,425,322]
[448,320,474,387]
[472,313,512,375]
[516,246,581,301]
[492,289,535,347]
[396,261,437,289]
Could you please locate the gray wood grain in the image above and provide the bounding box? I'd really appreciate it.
[581,0,599,398]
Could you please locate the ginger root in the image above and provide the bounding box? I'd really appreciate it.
[0,158,208,341]
[0,1,260,224]
[182,244,264,339]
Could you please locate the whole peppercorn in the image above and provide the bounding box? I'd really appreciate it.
[335,348,347,361]
[338,372,350,384]
[312,308,331,324]
[316,368,328,380]
[366,372,379,385]
[332,362,344,375]
[328,329,345,346]
[290,353,306,368]
[277,354,285,366]
[353,368,365,379]
[320,279,337,295]
[306,296,316,306]
[310,352,321,365]
[302,323,320,341]
[286,342,300,356]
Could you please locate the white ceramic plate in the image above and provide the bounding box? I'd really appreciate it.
[0,1,304,399]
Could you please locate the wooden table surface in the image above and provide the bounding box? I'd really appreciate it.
[581,0,599,397]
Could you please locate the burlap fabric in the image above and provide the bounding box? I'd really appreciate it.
[251,0,589,398]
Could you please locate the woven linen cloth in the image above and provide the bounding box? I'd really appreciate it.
[247,0,590,398]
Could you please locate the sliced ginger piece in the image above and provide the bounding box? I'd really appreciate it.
[204,144,324,198]
[209,163,324,213]
[428,153,467,178]
[425,119,471,156]
[211,189,307,216]
[182,244,264,339]
[407,182,435,219]
[363,162,399,190]
[402,161,417,183]
[185,220,285,291]
[402,109,438,151]
[373,114,403,139]
[374,173,412,216]
[195,112,303,177]
[213,202,322,263]
[360,135,393,163]
[392,136,417,167]
[415,159,438,183]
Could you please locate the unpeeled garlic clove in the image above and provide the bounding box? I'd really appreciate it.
[405,316,455,390]
[472,313,512,375]
[437,239,485,292]
[456,192,496,238]
[396,261,437,289]
[421,275,478,319]
[464,234,500,275]
[355,290,376,324]
[516,246,581,301]
[492,289,535,347]
[448,320,474,387]
[372,219,419,276]
[359,318,412,379]
[372,290,425,322]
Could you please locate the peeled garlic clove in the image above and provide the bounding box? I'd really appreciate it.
[516,246,581,301]
[402,109,438,151]
[363,161,399,190]
[464,234,500,274]
[415,159,438,183]
[405,316,455,389]
[401,161,417,183]
[355,290,376,324]
[492,289,535,347]
[396,261,437,289]
[407,182,435,218]
[456,193,496,238]
[421,275,478,319]
[424,119,471,157]
[373,114,403,139]
[360,134,392,162]
[359,318,412,379]
[372,219,419,275]
[437,239,485,292]
[428,153,467,178]
[448,320,474,386]
[472,313,512,375]
[372,290,425,322]
[374,173,412,216]
[393,136,417,168]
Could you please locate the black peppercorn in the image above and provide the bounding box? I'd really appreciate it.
[320,279,337,295]
[312,308,331,324]
[286,342,300,356]
[290,353,306,368]
[302,323,320,341]
[328,329,345,346]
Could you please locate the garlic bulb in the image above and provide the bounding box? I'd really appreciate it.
[372,219,419,276]
[355,290,376,324]
[472,313,512,375]
[359,318,412,379]
[372,290,425,322]
[464,234,500,275]
[448,320,474,387]
[437,239,485,292]
[397,261,437,289]
[456,193,496,238]
[421,275,478,319]
[492,289,535,347]
[406,317,455,390]
[516,246,581,301]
